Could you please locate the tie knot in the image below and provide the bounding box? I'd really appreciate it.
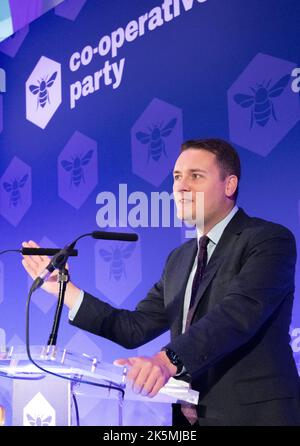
[199,235,209,251]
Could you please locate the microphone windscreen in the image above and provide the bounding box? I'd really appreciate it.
[21,248,78,256]
[92,231,138,242]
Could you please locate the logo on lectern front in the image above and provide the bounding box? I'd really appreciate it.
[25,56,62,129]
[23,392,56,426]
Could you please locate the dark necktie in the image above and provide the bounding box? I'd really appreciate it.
[181,234,210,425]
[185,235,210,330]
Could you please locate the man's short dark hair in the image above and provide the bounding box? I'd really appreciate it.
[180,138,241,200]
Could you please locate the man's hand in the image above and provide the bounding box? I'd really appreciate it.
[114,351,177,398]
[21,240,81,310]
[22,241,60,295]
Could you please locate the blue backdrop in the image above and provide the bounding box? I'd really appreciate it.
[0,0,300,426]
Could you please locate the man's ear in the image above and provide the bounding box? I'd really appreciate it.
[225,175,238,198]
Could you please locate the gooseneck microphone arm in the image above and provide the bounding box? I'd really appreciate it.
[28,231,138,294]
[26,230,138,350]
[21,248,78,256]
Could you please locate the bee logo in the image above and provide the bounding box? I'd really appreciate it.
[61,150,94,187]
[136,117,177,162]
[99,244,136,281]
[29,71,57,109]
[2,174,29,207]
[233,74,290,129]
[26,413,52,426]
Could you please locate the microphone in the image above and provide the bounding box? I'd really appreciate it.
[30,248,70,293]
[29,230,138,293]
[91,231,138,242]
[21,247,78,256]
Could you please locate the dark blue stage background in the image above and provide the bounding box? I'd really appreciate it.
[0,0,300,425]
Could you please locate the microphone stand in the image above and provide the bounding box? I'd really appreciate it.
[27,230,138,358]
[44,264,69,358]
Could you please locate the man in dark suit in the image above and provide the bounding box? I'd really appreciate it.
[22,139,300,426]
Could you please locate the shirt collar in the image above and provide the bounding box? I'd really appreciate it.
[197,205,239,246]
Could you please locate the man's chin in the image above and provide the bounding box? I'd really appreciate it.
[177,213,196,227]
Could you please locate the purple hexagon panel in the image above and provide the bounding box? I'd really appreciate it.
[0,26,29,57]
[228,53,300,156]
[8,334,24,348]
[0,156,32,226]
[58,131,98,209]
[26,56,62,129]
[0,260,4,305]
[131,98,183,187]
[29,236,59,314]
[95,235,141,306]
[0,95,3,134]
[55,0,87,20]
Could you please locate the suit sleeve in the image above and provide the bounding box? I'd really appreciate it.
[164,225,297,378]
[69,256,171,349]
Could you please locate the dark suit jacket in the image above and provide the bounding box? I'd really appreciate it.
[70,209,300,425]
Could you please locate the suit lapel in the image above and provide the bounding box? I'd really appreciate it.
[187,208,250,324]
[170,239,197,335]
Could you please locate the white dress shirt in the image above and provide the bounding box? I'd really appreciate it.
[181,205,239,332]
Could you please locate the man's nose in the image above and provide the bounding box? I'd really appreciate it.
[173,177,191,192]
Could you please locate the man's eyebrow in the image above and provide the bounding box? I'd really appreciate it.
[173,169,208,174]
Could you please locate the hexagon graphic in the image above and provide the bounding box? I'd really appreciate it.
[55,0,87,20]
[8,334,24,348]
[58,131,98,209]
[0,156,32,226]
[0,26,29,57]
[28,236,59,314]
[23,392,55,426]
[26,56,62,129]
[95,232,142,306]
[0,260,4,305]
[228,53,300,156]
[131,98,183,187]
